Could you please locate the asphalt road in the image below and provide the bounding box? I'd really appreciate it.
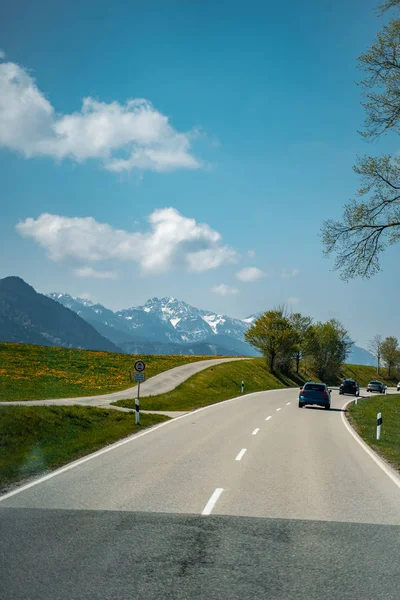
[1,388,400,599]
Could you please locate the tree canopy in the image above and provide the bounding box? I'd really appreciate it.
[322,0,400,279]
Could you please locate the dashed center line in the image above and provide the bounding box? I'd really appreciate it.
[265,416,272,421]
[202,488,223,515]
[276,408,281,412]
[252,428,260,435]
[286,402,291,405]
[235,448,247,461]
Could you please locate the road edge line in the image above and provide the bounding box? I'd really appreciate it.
[0,387,295,502]
[341,399,400,491]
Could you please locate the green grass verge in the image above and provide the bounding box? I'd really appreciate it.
[112,358,301,411]
[340,364,399,387]
[0,343,214,401]
[347,394,400,472]
[0,405,170,491]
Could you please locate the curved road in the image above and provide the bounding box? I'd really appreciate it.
[0,357,248,410]
[1,388,400,599]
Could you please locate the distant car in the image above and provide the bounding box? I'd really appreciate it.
[367,380,386,394]
[397,382,400,392]
[298,382,331,410]
[339,379,360,396]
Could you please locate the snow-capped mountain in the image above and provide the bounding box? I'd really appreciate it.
[118,297,249,344]
[46,293,377,363]
[48,294,259,355]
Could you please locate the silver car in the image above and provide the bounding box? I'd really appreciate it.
[367,380,386,394]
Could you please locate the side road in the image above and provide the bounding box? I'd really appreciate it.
[0,357,249,415]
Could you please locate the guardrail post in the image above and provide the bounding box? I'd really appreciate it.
[376,412,382,440]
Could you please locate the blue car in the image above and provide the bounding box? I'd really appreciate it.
[299,381,331,410]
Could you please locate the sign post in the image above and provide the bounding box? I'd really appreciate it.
[134,361,146,425]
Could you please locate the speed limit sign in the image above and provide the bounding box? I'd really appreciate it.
[134,360,146,373]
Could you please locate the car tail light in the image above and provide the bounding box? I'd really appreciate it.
[322,392,329,397]
[301,390,308,395]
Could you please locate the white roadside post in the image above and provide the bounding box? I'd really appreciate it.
[241,380,245,394]
[134,360,146,425]
[377,412,382,441]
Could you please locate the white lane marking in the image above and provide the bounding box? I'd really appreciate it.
[276,408,281,412]
[341,399,400,491]
[235,448,247,461]
[265,416,272,421]
[252,428,260,435]
[286,402,291,405]
[0,387,296,502]
[202,488,223,515]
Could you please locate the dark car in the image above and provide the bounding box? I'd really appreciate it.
[367,380,386,394]
[339,379,360,396]
[298,382,331,410]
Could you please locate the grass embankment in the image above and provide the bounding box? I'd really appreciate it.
[348,394,400,472]
[113,358,300,411]
[0,405,170,491]
[340,364,398,387]
[0,343,213,401]
[112,360,400,413]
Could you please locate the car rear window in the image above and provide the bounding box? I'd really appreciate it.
[304,384,325,392]
[370,381,380,385]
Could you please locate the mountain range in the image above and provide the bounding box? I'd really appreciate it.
[47,291,376,365]
[47,293,260,356]
[0,276,377,365]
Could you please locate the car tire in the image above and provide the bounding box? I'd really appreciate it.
[298,402,304,408]
[325,404,330,410]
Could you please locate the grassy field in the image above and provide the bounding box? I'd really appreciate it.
[0,405,170,491]
[0,343,213,401]
[113,358,301,411]
[347,394,400,472]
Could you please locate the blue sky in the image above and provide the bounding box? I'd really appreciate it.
[0,0,398,347]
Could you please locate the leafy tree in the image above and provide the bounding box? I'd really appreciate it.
[303,319,353,381]
[368,334,383,374]
[245,309,297,373]
[289,313,313,374]
[322,0,400,279]
[380,336,400,376]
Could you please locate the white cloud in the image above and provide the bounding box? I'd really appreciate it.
[16,208,238,274]
[0,50,5,60]
[287,297,300,305]
[0,59,201,173]
[235,267,265,282]
[281,267,300,279]
[74,266,118,280]
[247,250,256,258]
[211,284,239,296]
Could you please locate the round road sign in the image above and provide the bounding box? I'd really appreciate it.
[134,360,146,372]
